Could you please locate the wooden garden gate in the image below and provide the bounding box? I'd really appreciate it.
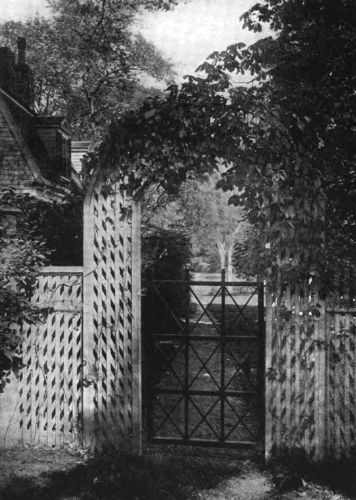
[147,272,265,448]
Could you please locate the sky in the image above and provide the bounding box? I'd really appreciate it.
[0,0,262,81]
[137,0,260,80]
[0,0,51,21]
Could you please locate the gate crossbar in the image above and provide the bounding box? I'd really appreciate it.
[147,273,264,449]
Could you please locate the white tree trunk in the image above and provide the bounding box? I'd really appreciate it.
[216,241,226,272]
[227,245,234,281]
[225,221,244,280]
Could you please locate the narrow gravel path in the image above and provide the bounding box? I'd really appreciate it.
[198,470,273,499]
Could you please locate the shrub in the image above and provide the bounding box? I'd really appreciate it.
[141,224,191,399]
[0,190,82,391]
[142,224,191,328]
[0,207,49,391]
[11,191,83,266]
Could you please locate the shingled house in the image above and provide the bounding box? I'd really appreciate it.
[0,38,82,209]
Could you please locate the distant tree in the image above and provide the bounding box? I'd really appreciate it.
[178,176,248,278]
[0,0,178,140]
[146,172,249,278]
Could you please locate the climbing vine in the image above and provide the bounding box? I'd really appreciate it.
[85,0,356,294]
[82,3,356,456]
[0,190,84,390]
[0,196,49,391]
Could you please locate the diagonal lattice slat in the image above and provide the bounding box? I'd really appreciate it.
[1,180,141,453]
[83,181,141,453]
[265,282,326,460]
[18,269,83,447]
[327,312,356,458]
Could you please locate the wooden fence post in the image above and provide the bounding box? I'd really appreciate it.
[82,188,97,451]
[264,286,274,459]
[131,200,142,455]
[83,176,142,454]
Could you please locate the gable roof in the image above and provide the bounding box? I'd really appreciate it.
[0,40,83,200]
[0,89,80,200]
[0,91,47,187]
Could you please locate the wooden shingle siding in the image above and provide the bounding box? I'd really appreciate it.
[0,104,34,188]
[36,128,56,158]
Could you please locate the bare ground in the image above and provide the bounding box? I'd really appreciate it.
[0,446,351,500]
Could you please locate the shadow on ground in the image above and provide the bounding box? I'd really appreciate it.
[0,446,265,500]
[1,445,355,500]
[267,449,356,500]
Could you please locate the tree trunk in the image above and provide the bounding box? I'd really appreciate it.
[225,221,244,280]
[216,241,226,272]
[227,245,234,281]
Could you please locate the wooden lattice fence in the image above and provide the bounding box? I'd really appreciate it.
[3,172,356,459]
[265,284,356,460]
[0,175,142,453]
[326,306,356,457]
[19,268,83,447]
[265,286,327,459]
[83,180,141,453]
[0,267,83,447]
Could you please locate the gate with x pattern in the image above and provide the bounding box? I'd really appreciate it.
[147,271,265,448]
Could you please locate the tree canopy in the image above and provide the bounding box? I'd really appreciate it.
[0,0,179,140]
[88,0,356,292]
[1,0,354,290]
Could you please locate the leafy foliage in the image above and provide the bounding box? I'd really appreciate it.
[0,0,178,140]
[141,224,191,394]
[142,224,191,280]
[22,193,83,266]
[0,204,49,391]
[146,173,249,274]
[142,224,191,329]
[233,224,266,279]
[1,191,83,266]
[88,0,356,293]
[0,190,84,390]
